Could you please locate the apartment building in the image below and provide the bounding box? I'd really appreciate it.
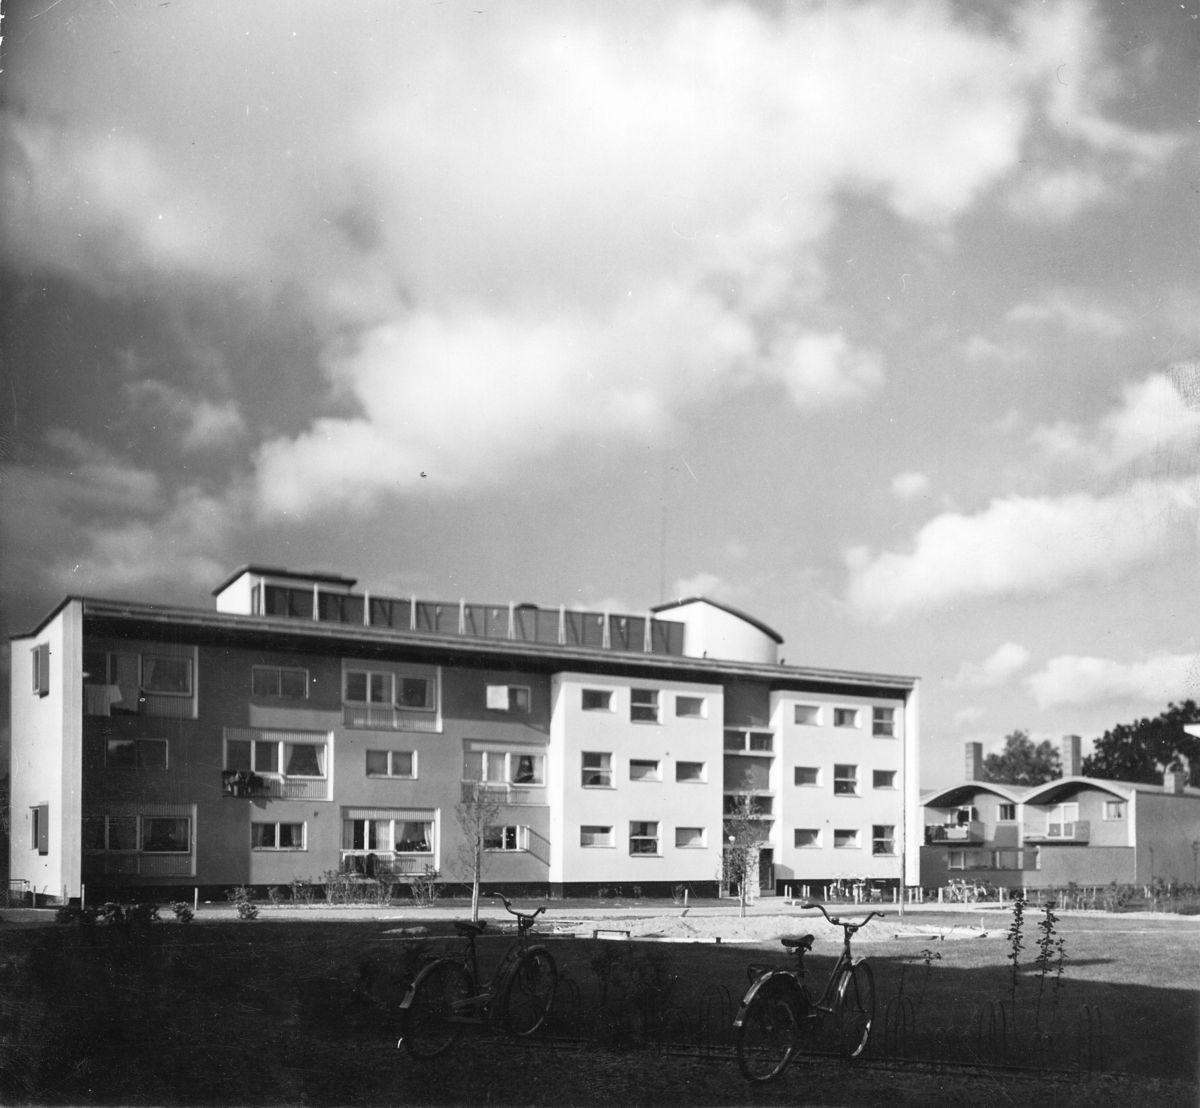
[10,566,920,904]
[921,738,1200,887]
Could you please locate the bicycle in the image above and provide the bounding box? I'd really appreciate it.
[398,892,558,1059]
[734,901,881,1082]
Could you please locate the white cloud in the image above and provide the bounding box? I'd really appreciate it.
[962,335,1029,364]
[954,707,985,726]
[671,571,731,601]
[1027,651,1200,708]
[891,471,931,501]
[1007,290,1126,337]
[953,642,1031,687]
[127,381,246,451]
[846,478,1200,621]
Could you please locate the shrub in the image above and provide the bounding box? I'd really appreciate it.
[290,877,316,907]
[410,866,441,908]
[226,886,259,920]
[171,902,194,924]
[267,886,285,909]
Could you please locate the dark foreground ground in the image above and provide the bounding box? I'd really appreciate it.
[0,906,1196,1106]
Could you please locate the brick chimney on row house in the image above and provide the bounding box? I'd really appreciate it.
[966,741,983,781]
[1163,769,1187,794]
[1061,734,1081,777]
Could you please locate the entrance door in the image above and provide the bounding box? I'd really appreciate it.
[758,848,775,893]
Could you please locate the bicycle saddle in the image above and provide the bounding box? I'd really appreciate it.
[453,920,488,935]
[781,933,814,951]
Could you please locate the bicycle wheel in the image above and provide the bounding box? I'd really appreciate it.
[736,985,801,1082]
[401,960,472,1059]
[834,959,875,1059]
[501,946,558,1037]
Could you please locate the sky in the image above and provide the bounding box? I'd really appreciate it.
[1,0,1198,789]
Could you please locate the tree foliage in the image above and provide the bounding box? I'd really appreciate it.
[1081,700,1200,785]
[722,770,765,918]
[981,730,1061,786]
[454,780,501,922]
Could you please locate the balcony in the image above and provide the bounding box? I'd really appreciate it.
[1026,820,1090,844]
[340,852,435,876]
[221,771,328,801]
[343,705,441,732]
[925,821,985,845]
[83,853,195,877]
[222,771,269,798]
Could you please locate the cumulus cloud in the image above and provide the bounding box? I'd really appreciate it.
[128,381,246,451]
[846,478,1199,621]
[891,471,931,501]
[1007,290,1126,337]
[953,642,1031,687]
[671,572,732,602]
[1027,651,1200,708]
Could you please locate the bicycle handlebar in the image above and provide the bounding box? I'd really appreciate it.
[488,892,546,921]
[800,901,883,932]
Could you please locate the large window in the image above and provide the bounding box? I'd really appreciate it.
[581,825,613,848]
[142,656,193,696]
[252,823,306,850]
[141,818,191,853]
[484,825,529,852]
[84,814,191,856]
[366,750,416,778]
[676,761,706,783]
[345,669,434,710]
[343,819,433,854]
[252,666,309,699]
[487,685,531,712]
[630,688,660,723]
[872,707,896,737]
[105,738,168,770]
[1047,803,1079,837]
[629,821,660,855]
[833,764,859,796]
[582,752,612,787]
[629,759,661,782]
[83,647,196,715]
[225,737,327,778]
[464,750,545,786]
[872,825,896,855]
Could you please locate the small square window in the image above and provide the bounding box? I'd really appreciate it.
[676,761,706,783]
[581,825,613,848]
[872,770,897,789]
[794,766,820,786]
[794,828,821,848]
[629,821,659,855]
[484,825,526,851]
[833,764,859,796]
[630,759,661,782]
[487,685,531,712]
[105,738,137,769]
[833,708,859,729]
[872,825,896,855]
[675,695,705,718]
[582,752,612,787]
[631,688,660,723]
[675,826,705,848]
[834,828,860,849]
[1103,801,1125,821]
[582,689,613,711]
[794,704,820,725]
[872,707,896,737]
[998,803,1017,821]
[748,732,773,752]
[398,676,432,709]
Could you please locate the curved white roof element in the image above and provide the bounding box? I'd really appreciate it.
[650,597,783,665]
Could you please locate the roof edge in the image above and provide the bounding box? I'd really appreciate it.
[211,565,358,595]
[650,596,784,644]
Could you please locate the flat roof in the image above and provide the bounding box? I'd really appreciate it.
[211,565,359,595]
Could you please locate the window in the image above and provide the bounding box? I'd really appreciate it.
[252,822,306,850]
[394,821,433,853]
[366,750,416,778]
[141,818,191,853]
[833,764,859,796]
[948,850,966,870]
[794,704,820,725]
[581,825,613,848]
[724,794,773,816]
[873,770,896,789]
[105,738,168,770]
[725,730,774,752]
[225,737,326,779]
[252,666,309,699]
[872,707,896,737]
[629,821,659,855]
[794,828,821,848]
[1047,803,1079,838]
[630,759,661,782]
[32,643,50,696]
[343,819,433,853]
[486,685,531,712]
[484,825,529,851]
[953,805,979,825]
[834,829,860,849]
[582,752,612,787]
[464,750,545,786]
[675,695,706,718]
[344,669,434,710]
[675,827,706,848]
[83,648,196,712]
[998,803,1017,822]
[795,766,820,786]
[833,708,860,729]
[676,761,706,783]
[32,804,49,854]
[582,689,612,711]
[872,825,896,855]
[142,656,193,696]
[1103,800,1125,821]
[631,688,660,723]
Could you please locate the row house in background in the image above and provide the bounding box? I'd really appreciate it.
[10,566,920,905]
[921,737,1200,888]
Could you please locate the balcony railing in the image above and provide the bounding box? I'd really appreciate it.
[925,821,985,845]
[340,851,434,876]
[1026,820,1090,844]
[221,770,328,800]
[83,853,195,877]
[343,705,441,732]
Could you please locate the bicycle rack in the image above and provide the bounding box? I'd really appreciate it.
[697,983,732,1054]
[975,999,1007,1066]
[1029,1029,1053,1076]
[882,994,916,1064]
[1074,1004,1104,1081]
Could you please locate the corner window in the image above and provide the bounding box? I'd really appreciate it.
[833,764,859,796]
[582,752,612,787]
[629,821,660,855]
[105,738,168,770]
[252,665,309,699]
[794,828,821,848]
[141,818,191,853]
[998,803,1017,821]
[872,707,896,737]
[366,750,416,778]
[1103,800,1125,821]
[833,708,860,729]
[872,825,896,855]
[872,770,897,789]
[676,761,706,783]
[487,685,531,712]
[582,689,613,711]
[834,828,860,849]
[581,825,613,848]
[675,695,706,719]
[675,826,706,848]
[484,825,529,852]
[32,643,50,697]
[464,750,544,786]
[630,759,661,782]
[794,704,820,725]
[630,688,660,723]
[794,766,820,787]
[252,822,306,850]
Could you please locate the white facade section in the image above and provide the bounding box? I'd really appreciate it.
[771,687,910,887]
[658,601,779,665]
[549,671,724,885]
[10,601,84,901]
[214,570,255,614]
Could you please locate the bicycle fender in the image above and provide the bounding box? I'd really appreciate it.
[733,971,806,1028]
[399,957,456,1011]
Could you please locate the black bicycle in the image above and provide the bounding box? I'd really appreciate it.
[734,901,881,1081]
[398,893,558,1059]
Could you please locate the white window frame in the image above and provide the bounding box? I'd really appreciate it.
[674,826,706,849]
[581,752,613,788]
[794,766,820,787]
[224,736,328,781]
[833,707,860,729]
[484,825,529,852]
[629,821,660,855]
[872,825,896,855]
[833,828,861,850]
[581,689,613,711]
[32,643,50,697]
[629,759,662,782]
[725,730,774,753]
[794,704,820,726]
[872,770,897,790]
[84,815,192,856]
[630,688,660,724]
[343,817,434,855]
[675,695,706,719]
[365,750,417,779]
[1047,802,1079,837]
[486,685,531,713]
[872,706,896,737]
[833,764,859,796]
[1103,800,1125,821]
[794,828,821,848]
[675,761,706,783]
[998,803,1017,822]
[105,737,168,770]
[344,668,435,712]
[252,821,307,851]
[252,665,310,700]
[580,825,614,848]
[464,750,545,786]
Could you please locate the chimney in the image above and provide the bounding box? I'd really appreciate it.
[965,742,983,781]
[1163,769,1186,795]
[1061,735,1081,777]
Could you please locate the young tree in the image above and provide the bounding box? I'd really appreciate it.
[455,780,501,922]
[982,730,1061,786]
[1082,700,1200,785]
[722,773,765,919]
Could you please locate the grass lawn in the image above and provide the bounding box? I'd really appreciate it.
[0,907,1196,1105]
